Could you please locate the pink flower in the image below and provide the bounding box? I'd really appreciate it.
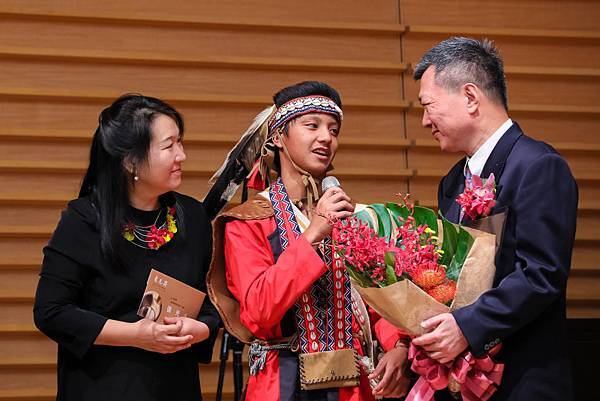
[456,173,497,221]
[333,218,394,285]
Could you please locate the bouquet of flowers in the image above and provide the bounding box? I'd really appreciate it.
[332,196,504,401]
[334,195,497,334]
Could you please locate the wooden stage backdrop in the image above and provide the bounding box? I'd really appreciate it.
[0,1,598,400]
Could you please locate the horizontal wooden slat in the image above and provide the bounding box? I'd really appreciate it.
[0,98,407,145]
[0,14,403,72]
[0,128,413,150]
[0,59,404,106]
[403,33,600,70]
[407,25,600,40]
[406,63,600,79]
[409,102,600,115]
[0,160,414,179]
[406,74,600,109]
[0,4,404,32]
[0,46,408,74]
[0,87,410,110]
[505,66,600,78]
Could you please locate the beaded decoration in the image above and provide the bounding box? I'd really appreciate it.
[122,206,177,250]
[268,95,343,134]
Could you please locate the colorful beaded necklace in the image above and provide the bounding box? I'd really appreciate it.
[122,206,177,250]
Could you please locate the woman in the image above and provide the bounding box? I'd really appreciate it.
[208,81,410,401]
[34,94,220,401]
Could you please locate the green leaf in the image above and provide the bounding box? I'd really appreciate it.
[446,227,475,281]
[413,206,438,235]
[455,227,475,266]
[385,202,410,226]
[439,213,458,267]
[346,264,374,288]
[384,251,398,286]
[367,204,392,242]
[384,250,396,267]
[385,264,398,286]
[354,209,374,229]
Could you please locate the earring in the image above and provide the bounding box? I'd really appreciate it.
[134,175,139,182]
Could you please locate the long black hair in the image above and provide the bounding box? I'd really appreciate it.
[79,94,185,268]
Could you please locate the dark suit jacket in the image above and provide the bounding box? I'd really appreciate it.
[437,122,578,401]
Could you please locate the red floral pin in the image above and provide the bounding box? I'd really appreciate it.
[456,173,497,221]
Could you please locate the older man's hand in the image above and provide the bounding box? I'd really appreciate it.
[412,313,468,364]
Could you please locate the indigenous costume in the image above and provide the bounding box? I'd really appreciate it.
[207,94,407,401]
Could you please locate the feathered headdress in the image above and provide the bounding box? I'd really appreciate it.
[203,105,275,219]
[204,95,343,220]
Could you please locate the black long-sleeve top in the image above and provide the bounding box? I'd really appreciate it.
[34,193,220,401]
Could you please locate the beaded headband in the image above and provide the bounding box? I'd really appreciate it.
[268,95,343,134]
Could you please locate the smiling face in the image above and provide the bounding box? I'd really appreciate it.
[133,114,186,198]
[418,66,473,153]
[276,112,340,179]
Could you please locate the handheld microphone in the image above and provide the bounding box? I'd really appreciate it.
[321,176,341,193]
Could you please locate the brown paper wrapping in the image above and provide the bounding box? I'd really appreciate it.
[352,217,499,336]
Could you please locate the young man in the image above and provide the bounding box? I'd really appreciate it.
[208,81,409,401]
[411,38,578,401]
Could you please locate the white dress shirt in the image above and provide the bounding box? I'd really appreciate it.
[465,119,513,177]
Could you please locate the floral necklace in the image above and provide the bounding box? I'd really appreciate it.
[122,206,177,250]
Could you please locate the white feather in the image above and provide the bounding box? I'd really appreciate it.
[209,105,275,184]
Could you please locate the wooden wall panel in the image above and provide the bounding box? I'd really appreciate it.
[0,16,403,63]
[404,34,600,69]
[0,0,400,25]
[0,98,408,143]
[404,74,600,108]
[400,0,600,30]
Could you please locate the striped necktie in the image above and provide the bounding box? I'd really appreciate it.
[459,164,473,223]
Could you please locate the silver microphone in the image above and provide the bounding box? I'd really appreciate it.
[322,176,341,193]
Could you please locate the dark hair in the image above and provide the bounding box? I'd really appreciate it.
[79,94,185,268]
[413,37,508,110]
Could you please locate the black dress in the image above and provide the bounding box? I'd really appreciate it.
[34,193,221,401]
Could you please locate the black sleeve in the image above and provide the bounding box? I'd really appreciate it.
[191,201,221,363]
[33,205,108,359]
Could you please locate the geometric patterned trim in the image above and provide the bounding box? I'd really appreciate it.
[268,95,343,134]
[269,178,352,353]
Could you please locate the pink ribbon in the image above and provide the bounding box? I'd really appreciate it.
[405,344,504,401]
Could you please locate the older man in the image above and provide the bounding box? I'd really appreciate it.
[411,37,578,401]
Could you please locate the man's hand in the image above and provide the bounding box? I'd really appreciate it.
[369,345,410,398]
[412,313,468,364]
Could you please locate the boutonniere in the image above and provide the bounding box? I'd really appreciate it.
[456,173,497,221]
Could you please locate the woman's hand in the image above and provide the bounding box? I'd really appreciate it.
[369,345,411,398]
[163,316,210,344]
[303,187,353,243]
[132,318,193,354]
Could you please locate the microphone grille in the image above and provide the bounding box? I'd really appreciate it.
[321,176,340,193]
